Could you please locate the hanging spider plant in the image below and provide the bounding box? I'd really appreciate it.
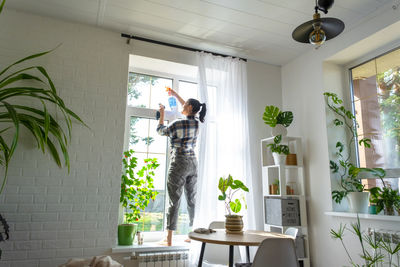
[0,0,86,194]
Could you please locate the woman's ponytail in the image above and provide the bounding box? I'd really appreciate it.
[187,98,207,123]
[199,103,207,123]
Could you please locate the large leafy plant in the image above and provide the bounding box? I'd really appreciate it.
[324,92,385,203]
[0,0,86,193]
[120,150,159,224]
[218,174,249,216]
[263,105,293,128]
[266,134,289,155]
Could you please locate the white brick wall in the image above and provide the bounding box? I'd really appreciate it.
[0,8,129,266]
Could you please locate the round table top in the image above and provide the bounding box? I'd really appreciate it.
[188,230,290,246]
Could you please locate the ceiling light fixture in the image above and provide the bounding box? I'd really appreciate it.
[292,0,345,48]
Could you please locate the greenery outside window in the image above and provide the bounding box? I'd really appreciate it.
[350,47,400,192]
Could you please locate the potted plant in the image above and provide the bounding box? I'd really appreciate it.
[369,181,400,216]
[119,150,159,245]
[263,105,293,136]
[266,135,289,165]
[324,92,385,213]
[217,174,249,234]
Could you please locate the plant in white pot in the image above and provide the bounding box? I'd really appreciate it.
[217,174,249,234]
[119,149,159,245]
[324,92,385,213]
[266,135,289,165]
[263,105,293,137]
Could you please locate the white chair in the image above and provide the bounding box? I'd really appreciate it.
[284,227,298,239]
[202,221,241,266]
[252,238,299,267]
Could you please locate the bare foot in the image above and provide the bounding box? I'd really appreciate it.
[158,239,171,246]
[184,238,191,243]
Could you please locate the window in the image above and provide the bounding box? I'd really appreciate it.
[350,47,400,190]
[123,57,201,235]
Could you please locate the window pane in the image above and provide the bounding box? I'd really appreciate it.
[351,48,400,169]
[128,73,172,109]
[179,81,198,100]
[127,116,168,232]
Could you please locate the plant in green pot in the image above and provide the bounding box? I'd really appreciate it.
[263,105,293,137]
[266,135,289,165]
[324,92,385,213]
[119,149,159,245]
[218,174,249,234]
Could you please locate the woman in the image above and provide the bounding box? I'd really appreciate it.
[157,88,206,246]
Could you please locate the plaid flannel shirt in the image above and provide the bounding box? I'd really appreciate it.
[157,116,199,157]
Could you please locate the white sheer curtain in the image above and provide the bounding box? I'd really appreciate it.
[193,52,256,231]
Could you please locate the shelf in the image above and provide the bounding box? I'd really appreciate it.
[264,194,304,198]
[263,165,303,169]
[325,211,400,222]
[112,242,190,254]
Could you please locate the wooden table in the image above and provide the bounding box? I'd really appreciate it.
[189,230,290,267]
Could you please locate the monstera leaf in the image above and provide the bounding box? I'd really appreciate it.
[276,111,293,127]
[263,106,280,127]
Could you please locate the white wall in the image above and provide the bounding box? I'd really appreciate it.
[282,3,400,267]
[0,8,129,267]
[0,8,282,267]
[246,61,281,229]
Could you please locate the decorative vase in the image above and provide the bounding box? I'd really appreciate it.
[347,192,369,214]
[384,205,395,216]
[225,215,243,234]
[286,154,297,165]
[272,153,287,165]
[271,125,287,137]
[118,224,138,245]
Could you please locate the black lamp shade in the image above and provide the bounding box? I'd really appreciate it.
[292,17,345,43]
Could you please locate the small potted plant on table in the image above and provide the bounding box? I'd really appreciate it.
[218,174,249,234]
[119,150,159,245]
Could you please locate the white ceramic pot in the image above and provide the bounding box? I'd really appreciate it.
[271,125,287,137]
[347,192,369,214]
[272,153,287,166]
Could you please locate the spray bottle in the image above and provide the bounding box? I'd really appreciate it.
[166,87,178,113]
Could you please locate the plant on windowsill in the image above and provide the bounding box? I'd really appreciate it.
[324,92,386,213]
[119,149,159,245]
[263,105,293,137]
[218,174,249,234]
[369,180,400,216]
[266,135,289,165]
[0,0,87,258]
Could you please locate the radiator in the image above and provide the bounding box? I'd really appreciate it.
[132,250,189,267]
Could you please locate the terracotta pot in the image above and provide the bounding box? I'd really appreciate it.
[225,215,243,234]
[286,154,297,165]
[118,224,138,245]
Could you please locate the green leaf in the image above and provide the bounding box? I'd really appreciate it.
[358,138,371,148]
[0,0,5,14]
[336,142,344,153]
[273,134,282,144]
[333,119,343,126]
[330,160,339,173]
[263,106,280,127]
[230,199,242,213]
[276,111,293,127]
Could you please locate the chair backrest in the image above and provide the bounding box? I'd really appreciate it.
[252,238,299,267]
[284,227,299,239]
[208,221,225,229]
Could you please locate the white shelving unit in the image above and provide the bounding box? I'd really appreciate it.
[261,136,310,267]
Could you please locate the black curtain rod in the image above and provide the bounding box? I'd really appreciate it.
[121,33,247,62]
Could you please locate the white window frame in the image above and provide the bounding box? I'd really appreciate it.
[122,68,199,233]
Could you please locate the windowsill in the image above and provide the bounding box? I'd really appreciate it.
[325,211,400,222]
[112,241,190,254]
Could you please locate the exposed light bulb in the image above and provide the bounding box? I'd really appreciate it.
[309,22,326,46]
